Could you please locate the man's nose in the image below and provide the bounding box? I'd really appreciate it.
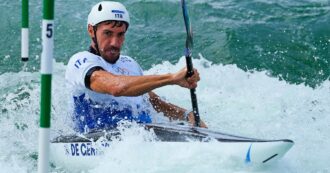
[109,36,120,47]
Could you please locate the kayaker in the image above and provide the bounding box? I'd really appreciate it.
[65,1,207,133]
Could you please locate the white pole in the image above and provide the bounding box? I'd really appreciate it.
[21,0,29,61]
[38,0,54,172]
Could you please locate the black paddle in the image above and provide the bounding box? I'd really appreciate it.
[181,0,201,127]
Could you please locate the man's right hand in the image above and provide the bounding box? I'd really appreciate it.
[172,67,200,89]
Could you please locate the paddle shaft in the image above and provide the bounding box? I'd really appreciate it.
[185,50,201,127]
[181,0,201,127]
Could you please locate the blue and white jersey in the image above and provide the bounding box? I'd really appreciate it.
[65,51,152,133]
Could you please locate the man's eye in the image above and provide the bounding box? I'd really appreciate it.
[118,32,125,37]
[104,31,112,36]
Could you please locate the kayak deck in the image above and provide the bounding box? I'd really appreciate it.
[52,123,294,143]
[50,123,294,171]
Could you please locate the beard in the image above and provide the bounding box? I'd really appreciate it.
[100,46,121,64]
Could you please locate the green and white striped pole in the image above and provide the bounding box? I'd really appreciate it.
[38,0,54,172]
[21,0,29,61]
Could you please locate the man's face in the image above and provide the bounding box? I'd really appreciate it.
[89,21,127,63]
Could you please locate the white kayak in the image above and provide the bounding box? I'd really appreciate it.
[50,123,294,170]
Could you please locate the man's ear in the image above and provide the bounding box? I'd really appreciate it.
[87,24,94,37]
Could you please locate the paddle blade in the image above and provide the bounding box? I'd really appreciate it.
[181,0,193,50]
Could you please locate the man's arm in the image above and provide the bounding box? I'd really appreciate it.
[148,91,186,120]
[89,67,199,96]
[89,67,206,127]
[148,91,207,128]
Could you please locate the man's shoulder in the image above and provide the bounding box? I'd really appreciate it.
[66,51,105,78]
[67,51,104,68]
[69,51,100,61]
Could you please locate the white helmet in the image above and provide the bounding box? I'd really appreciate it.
[87,1,130,27]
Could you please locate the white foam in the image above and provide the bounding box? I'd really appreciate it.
[0,57,329,172]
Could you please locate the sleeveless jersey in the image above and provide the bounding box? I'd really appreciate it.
[65,51,152,133]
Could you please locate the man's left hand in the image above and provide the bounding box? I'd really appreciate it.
[187,112,208,128]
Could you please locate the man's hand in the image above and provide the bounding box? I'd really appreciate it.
[187,112,207,128]
[172,67,200,89]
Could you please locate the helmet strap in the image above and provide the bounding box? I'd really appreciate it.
[92,26,101,56]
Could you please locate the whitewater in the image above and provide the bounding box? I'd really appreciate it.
[0,55,329,173]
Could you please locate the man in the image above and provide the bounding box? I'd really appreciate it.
[65,1,206,133]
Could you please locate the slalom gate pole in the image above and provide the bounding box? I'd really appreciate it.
[21,0,29,61]
[38,0,54,172]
